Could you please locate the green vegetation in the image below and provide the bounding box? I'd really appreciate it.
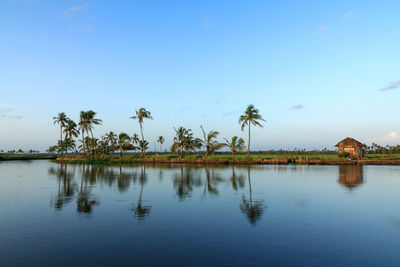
[0,154,56,161]
[46,105,400,165]
[339,152,350,158]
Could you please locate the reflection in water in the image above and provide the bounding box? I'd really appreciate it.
[49,164,77,210]
[132,165,151,220]
[204,167,219,196]
[231,166,245,191]
[338,165,364,190]
[77,165,99,214]
[49,164,265,225]
[240,167,265,226]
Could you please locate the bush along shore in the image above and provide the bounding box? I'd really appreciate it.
[55,154,400,166]
[0,154,57,161]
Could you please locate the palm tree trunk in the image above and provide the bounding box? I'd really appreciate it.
[248,123,251,157]
[82,130,85,158]
[60,126,63,156]
[232,150,234,160]
[139,122,145,158]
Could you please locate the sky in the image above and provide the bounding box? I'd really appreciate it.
[0,0,399,152]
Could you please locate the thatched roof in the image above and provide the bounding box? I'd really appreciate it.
[335,137,364,147]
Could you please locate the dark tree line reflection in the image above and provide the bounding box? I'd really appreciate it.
[49,164,267,224]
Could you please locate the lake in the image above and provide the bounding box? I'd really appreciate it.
[1,160,400,266]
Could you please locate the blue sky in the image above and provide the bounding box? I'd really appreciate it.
[0,0,399,151]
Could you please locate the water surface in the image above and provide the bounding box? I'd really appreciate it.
[1,161,400,266]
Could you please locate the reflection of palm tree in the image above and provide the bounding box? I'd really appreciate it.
[118,166,131,191]
[50,164,77,210]
[240,167,265,225]
[175,166,193,200]
[203,167,218,196]
[231,166,245,191]
[133,165,151,220]
[77,165,99,214]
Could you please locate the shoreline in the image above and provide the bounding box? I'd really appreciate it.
[55,157,400,166]
[0,155,57,161]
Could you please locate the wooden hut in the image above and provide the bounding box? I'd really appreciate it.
[335,137,364,159]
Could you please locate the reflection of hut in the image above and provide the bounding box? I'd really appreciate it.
[338,165,364,189]
[335,137,364,159]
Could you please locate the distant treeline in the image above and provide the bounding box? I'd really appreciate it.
[363,143,400,154]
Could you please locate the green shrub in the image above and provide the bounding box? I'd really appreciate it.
[339,152,350,158]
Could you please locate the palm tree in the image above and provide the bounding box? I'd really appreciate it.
[200,126,222,159]
[53,112,68,153]
[86,110,102,139]
[172,127,194,158]
[139,140,149,155]
[78,110,102,156]
[104,131,117,154]
[131,133,140,146]
[130,108,153,158]
[238,104,266,156]
[225,136,245,159]
[63,119,79,155]
[117,132,131,157]
[157,136,165,153]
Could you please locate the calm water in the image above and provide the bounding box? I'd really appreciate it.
[1,161,400,266]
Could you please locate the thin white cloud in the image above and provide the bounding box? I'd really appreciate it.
[290,104,304,110]
[316,25,328,35]
[344,10,352,18]
[203,16,209,25]
[61,4,89,19]
[380,80,400,91]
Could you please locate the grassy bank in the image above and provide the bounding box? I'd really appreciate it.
[55,153,400,165]
[0,154,57,161]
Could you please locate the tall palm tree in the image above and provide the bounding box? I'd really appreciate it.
[200,126,222,159]
[238,104,266,156]
[130,108,153,158]
[78,110,102,156]
[86,110,102,138]
[157,136,165,153]
[78,111,90,156]
[53,112,68,151]
[225,136,245,159]
[63,119,79,155]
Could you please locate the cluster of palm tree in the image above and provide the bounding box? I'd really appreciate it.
[51,105,266,159]
[364,143,400,154]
